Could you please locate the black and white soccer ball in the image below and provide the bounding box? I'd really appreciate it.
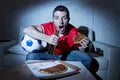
[21,34,43,53]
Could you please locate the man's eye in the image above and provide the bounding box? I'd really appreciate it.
[54,16,59,19]
[63,16,68,20]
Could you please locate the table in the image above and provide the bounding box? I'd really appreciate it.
[0,60,96,80]
[0,64,39,80]
[26,60,96,80]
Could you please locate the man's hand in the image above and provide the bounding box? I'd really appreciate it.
[48,34,59,45]
[78,37,89,51]
[73,32,86,44]
[73,32,89,51]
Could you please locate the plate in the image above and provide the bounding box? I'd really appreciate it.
[26,60,80,79]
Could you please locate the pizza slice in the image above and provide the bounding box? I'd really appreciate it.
[39,64,67,74]
[73,32,86,44]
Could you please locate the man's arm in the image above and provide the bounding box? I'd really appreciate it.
[23,25,58,45]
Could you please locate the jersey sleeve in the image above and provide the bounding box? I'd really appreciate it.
[40,22,56,35]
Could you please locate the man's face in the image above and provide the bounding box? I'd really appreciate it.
[53,11,70,34]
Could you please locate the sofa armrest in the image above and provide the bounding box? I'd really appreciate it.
[93,41,120,80]
[0,40,18,53]
[92,41,119,60]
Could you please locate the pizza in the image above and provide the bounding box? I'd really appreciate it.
[73,32,86,44]
[39,64,67,74]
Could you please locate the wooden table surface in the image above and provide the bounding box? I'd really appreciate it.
[0,60,96,80]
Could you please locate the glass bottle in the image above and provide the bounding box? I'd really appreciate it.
[48,31,59,54]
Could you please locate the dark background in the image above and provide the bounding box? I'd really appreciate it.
[0,0,120,47]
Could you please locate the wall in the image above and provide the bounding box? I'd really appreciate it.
[93,0,120,47]
[0,0,120,47]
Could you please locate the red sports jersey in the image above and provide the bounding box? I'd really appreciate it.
[40,22,79,55]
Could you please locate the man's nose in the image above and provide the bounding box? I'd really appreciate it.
[59,19,63,24]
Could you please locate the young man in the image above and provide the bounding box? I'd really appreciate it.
[23,5,93,69]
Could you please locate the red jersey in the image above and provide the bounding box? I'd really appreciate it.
[40,22,79,55]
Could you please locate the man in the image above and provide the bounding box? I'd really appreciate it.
[23,5,93,69]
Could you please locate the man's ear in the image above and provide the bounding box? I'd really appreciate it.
[68,18,70,22]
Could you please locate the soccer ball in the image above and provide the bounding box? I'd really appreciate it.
[21,34,42,53]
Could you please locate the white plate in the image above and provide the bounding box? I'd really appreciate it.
[26,61,79,79]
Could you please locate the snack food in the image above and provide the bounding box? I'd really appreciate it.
[39,64,67,74]
[73,32,86,44]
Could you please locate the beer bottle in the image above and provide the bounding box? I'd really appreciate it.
[48,31,59,54]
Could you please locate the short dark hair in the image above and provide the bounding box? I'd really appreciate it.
[53,5,70,18]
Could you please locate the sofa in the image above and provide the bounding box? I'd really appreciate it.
[0,26,120,80]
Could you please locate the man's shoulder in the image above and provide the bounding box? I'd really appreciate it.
[66,24,78,36]
[68,24,78,32]
[40,21,54,29]
[40,22,56,34]
[41,22,54,26]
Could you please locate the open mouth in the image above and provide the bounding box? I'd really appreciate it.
[58,26,65,33]
[59,26,64,29]
[59,26,64,31]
